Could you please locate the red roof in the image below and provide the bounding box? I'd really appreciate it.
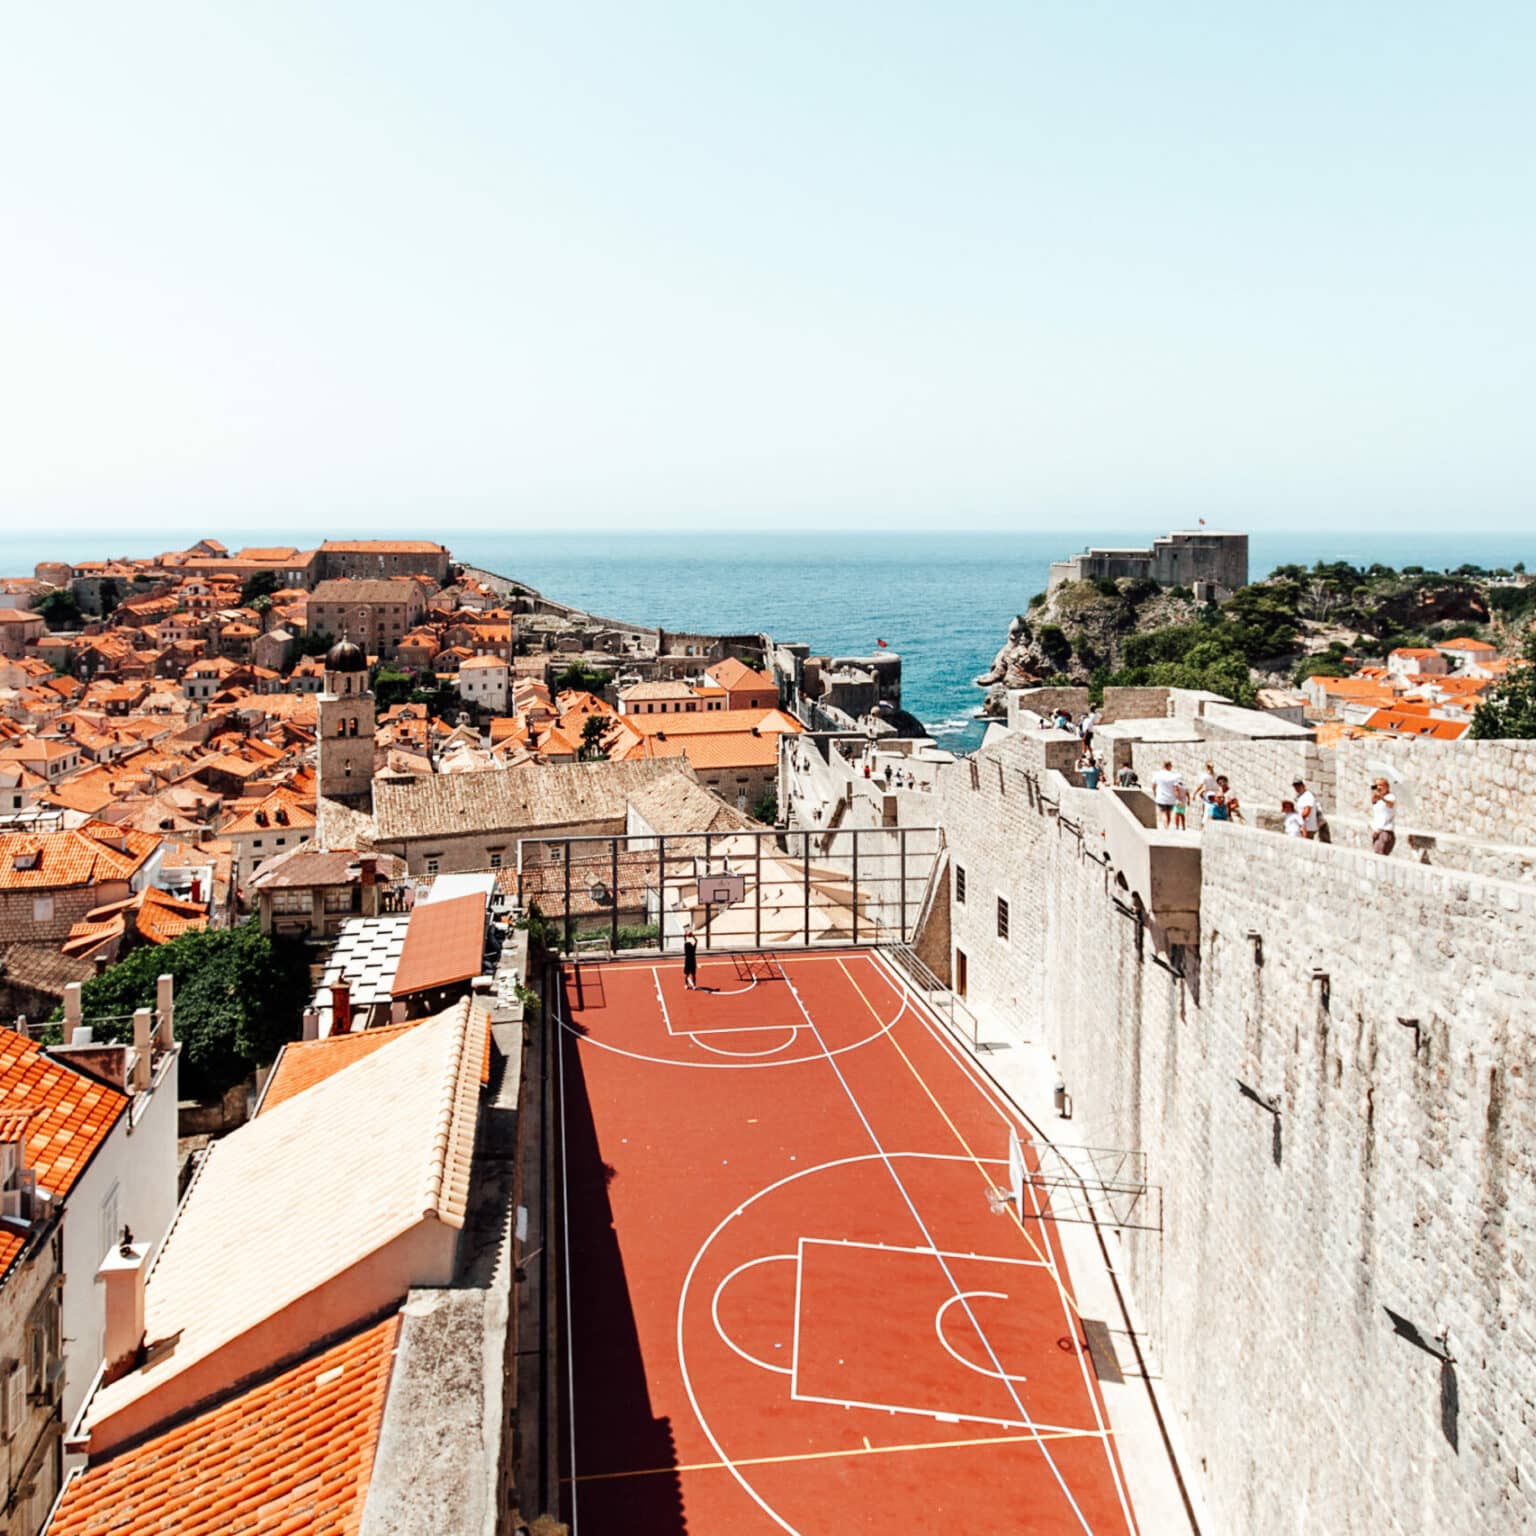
[49,1313,400,1536]
[257,1021,426,1115]
[391,892,486,999]
[0,1028,127,1279]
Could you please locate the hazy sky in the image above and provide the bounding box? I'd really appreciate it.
[3,4,1533,536]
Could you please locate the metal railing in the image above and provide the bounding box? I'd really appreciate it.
[882,943,978,1048]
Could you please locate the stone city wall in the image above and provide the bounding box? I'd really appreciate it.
[1335,736,1536,847]
[1128,736,1333,821]
[932,732,1535,1535]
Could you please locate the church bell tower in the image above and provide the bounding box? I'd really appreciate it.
[317,637,375,810]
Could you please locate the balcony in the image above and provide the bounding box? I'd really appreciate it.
[1100,788,1201,944]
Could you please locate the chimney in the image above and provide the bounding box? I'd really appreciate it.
[63,983,82,1047]
[98,1228,149,1386]
[156,973,174,1049]
[131,1009,151,1091]
[329,982,352,1035]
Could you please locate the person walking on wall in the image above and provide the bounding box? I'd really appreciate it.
[1198,762,1220,823]
[683,926,699,990]
[1293,778,1319,839]
[1151,760,1182,829]
[1370,777,1396,856]
[1281,798,1303,838]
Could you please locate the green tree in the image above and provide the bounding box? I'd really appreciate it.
[1470,640,1536,739]
[750,789,779,824]
[555,662,611,694]
[579,716,611,760]
[240,570,282,606]
[51,924,311,1101]
[98,578,121,615]
[298,629,335,658]
[371,665,415,711]
[35,589,83,629]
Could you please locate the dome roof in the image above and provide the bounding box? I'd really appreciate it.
[326,637,367,674]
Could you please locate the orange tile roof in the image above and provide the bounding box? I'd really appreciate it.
[1436,636,1497,651]
[391,892,486,999]
[621,706,803,738]
[50,1313,400,1536]
[1363,710,1470,740]
[320,539,447,554]
[0,1028,126,1279]
[706,656,777,691]
[1389,647,1440,659]
[0,823,158,891]
[258,1021,426,1116]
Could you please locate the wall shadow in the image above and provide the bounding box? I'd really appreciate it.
[558,982,687,1534]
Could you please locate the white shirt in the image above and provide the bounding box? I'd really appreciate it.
[1151,770,1182,806]
[1284,812,1303,838]
[1295,789,1318,834]
[1371,794,1395,831]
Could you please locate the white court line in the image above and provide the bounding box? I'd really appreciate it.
[651,964,801,1034]
[676,1149,1075,1536]
[934,1292,1030,1383]
[691,1030,800,1059]
[869,951,1139,1536]
[556,996,580,1536]
[779,964,1097,1536]
[711,1254,797,1376]
[559,964,910,1070]
[798,1234,1047,1269]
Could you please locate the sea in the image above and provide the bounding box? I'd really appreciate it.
[3,529,1530,752]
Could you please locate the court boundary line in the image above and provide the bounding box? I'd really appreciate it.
[555,996,580,1536]
[779,963,1098,1536]
[864,950,1141,1536]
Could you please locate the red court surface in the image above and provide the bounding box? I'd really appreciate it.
[556,949,1139,1535]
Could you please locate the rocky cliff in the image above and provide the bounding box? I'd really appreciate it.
[975,579,1198,713]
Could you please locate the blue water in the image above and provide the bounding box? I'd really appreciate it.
[3,529,1530,750]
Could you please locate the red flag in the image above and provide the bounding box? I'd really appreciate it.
[876,638,888,648]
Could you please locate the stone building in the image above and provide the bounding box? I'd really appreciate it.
[318,539,451,585]
[306,578,431,661]
[1048,529,1249,599]
[317,640,375,813]
[925,721,1536,1535]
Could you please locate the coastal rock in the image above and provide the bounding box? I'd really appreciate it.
[977,579,1200,694]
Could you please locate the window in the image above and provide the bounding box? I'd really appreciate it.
[271,888,313,915]
[32,896,53,924]
[954,865,966,905]
[996,897,1010,942]
[425,857,440,876]
[488,851,503,869]
[99,1183,120,1267]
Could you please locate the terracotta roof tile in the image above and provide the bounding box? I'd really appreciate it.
[50,1314,400,1536]
[257,1022,426,1116]
[0,1028,127,1279]
[391,892,485,999]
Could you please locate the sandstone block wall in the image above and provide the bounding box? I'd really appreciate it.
[933,733,1535,1536]
[1129,737,1333,820]
[1335,736,1536,846]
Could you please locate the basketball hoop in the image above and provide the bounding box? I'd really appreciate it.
[698,871,746,907]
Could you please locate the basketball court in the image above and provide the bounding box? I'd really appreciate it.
[555,947,1139,1534]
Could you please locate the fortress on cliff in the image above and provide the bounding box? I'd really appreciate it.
[1049,529,1249,600]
